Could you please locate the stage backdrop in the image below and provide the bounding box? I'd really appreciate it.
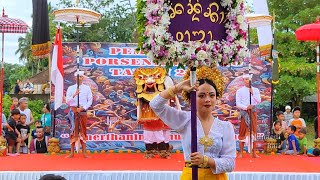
[53,42,271,152]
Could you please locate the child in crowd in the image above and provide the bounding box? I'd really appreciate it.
[16,114,30,154]
[283,125,300,155]
[288,107,306,137]
[273,111,288,131]
[271,120,286,152]
[10,97,19,111]
[298,128,307,156]
[307,148,320,157]
[4,109,22,156]
[31,120,43,139]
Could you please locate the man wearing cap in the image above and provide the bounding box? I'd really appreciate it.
[284,105,293,125]
[236,74,261,158]
[288,107,306,137]
[66,71,93,158]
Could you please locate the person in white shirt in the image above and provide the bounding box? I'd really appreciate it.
[22,79,34,94]
[65,71,93,158]
[284,105,293,125]
[236,74,261,158]
[18,97,35,126]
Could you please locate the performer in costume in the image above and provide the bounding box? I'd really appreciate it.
[134,67,180,159]
[150,66,236,179]
[66,71,93,158]
[236,74,261,158]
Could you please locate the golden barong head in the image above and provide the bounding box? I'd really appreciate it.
[182,65,225,102]
[133,67,167,97]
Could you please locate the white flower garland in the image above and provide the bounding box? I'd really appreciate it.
[141,0,248,67]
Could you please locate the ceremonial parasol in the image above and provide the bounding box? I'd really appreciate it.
[0,8,29,136]
[53,5,100,136]
[295,16,320,138]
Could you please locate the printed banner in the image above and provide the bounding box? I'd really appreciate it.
[53,43,271,152]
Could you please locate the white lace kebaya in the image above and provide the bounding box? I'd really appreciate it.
[150,94,236,174]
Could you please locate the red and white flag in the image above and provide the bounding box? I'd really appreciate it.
[51,27,64,110]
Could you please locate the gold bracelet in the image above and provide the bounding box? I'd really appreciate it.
[167,86,175,98]
[203,155,209,167]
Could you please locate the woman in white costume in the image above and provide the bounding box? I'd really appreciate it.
[150,66,236,180]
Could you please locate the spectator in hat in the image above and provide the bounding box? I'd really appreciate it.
[288,106,306,137]
[284,105,293,125]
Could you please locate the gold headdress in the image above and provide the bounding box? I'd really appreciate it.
[181,65,225,102]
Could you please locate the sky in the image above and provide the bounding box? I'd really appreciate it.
[1,0,136,65]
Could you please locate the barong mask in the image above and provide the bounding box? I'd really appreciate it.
[134,67,167,123]
[182,65,225,103]
[134,67,166,102]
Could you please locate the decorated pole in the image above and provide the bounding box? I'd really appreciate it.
[0,8,28,134]
[247,23,253,155]
[53,4,101,141]
[190,67,197,179]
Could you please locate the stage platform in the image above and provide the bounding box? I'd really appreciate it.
[0,153,319,180]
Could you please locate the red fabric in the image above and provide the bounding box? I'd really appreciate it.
[0,154,319,172]
[0,17,28,33]
[295,20,320,41]
[51,27,64,110]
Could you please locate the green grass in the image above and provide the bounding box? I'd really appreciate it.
[306,121,315,148]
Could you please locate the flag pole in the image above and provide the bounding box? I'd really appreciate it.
[51,24,59,137]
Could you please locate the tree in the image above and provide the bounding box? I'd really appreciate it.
[14,0,136,78]
[268,0,320,109]
[56,0,136,42]
[4,63,31,93]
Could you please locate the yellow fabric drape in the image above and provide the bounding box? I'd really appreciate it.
[180,167,228,180]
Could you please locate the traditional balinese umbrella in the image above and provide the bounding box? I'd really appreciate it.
[0,8,29,136]
[52,6,100,136]
[295,16,320,138]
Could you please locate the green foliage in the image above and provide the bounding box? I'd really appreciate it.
[268,0,319,108]
[136,0,147,49]
[28,99,44,121]
[4,63,32,93]
[280,59,316,79]
[3,95,13,118]
[55,0,136,43]
[273,75,315,108]
[2,95,44,121]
